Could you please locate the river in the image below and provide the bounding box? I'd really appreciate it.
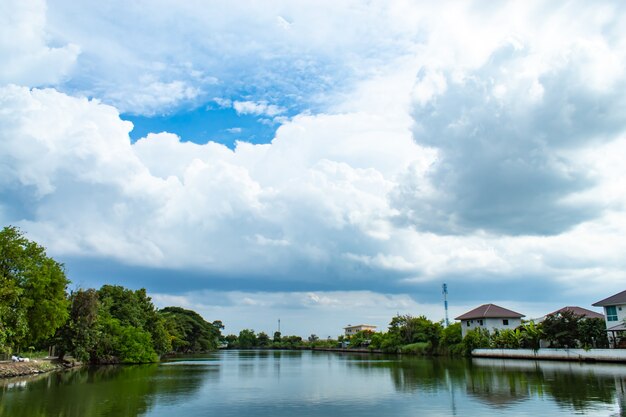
[1,350,625,416]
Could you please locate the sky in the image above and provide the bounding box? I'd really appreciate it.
[2,0,626,338]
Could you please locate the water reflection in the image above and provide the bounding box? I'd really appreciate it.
[0,362,213,417]
[0,351,624,417]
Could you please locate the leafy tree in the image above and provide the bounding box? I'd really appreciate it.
[273,331,281,343]
[462,328,491,356]
[238,329,257,348]
[257,332,270,347]
[519,321,543,350]
[0,226,70,353]
[578,317,609,349]
[56,289,100,362]
[542,310,581,348]
[160,306,220,353]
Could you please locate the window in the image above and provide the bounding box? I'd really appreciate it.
[478,319,483,326]
[466,321,470,327]
[607,306,618,321]
[503,319,509,325]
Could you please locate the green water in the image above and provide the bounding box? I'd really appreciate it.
[1,350,625,416]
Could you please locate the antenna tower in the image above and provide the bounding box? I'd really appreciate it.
[442,283,450,327]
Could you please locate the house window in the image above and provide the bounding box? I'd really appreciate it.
[466,321,470,327]
[607,306,618,321]
[478,320,483,326]
[503,319,509,325]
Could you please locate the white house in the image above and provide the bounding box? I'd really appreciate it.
[592,289,626,348]
[344,324,377,336]
[456,304,524,338]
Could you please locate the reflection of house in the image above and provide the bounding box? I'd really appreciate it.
[456,304,524,338]
[592,290,626,348]
[343,324,377,336]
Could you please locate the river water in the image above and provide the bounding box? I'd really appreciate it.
[1,350,625,416]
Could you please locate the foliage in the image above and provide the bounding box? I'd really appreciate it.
[490,328,523,349]
[462,328,491,355]
[542,310,582,348]
[519,321,543,350]
[0,226,70,353]
[577,317,609,349]
[238,329,257,348]
[56,289,100,362]
[159,306,221,353]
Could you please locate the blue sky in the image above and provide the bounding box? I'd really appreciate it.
[2,0,626,337]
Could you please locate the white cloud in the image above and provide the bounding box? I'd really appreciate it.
[233,100,286,117]
[0,0,80,86]
[2,0,626,322]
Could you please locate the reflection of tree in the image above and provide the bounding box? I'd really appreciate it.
[0,363,214,417]
[542,369,615,412]
[347,355,467,393]
[470,359,620,413]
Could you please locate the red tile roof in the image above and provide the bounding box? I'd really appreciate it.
[546,306,604,319]
[455,304,524,320]
[592,290,626,307]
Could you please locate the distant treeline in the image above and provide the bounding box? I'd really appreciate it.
[0,226,223,363]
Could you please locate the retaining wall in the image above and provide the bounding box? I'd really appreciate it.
[472,348,626,363]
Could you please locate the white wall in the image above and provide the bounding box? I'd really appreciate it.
[602,303,626,329]
[460,317,522,338]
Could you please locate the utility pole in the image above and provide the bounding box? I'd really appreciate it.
[442,283,450,327]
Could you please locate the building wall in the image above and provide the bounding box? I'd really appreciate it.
[602,303,626,329]
[344,325,377,336]
[460,317,522,338]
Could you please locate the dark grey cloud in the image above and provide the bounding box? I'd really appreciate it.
[393,43,626,236]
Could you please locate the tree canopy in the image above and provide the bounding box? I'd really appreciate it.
[0,226,70,353]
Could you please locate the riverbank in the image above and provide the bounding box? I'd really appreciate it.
[0,359,79,378]
[472,348,626,363]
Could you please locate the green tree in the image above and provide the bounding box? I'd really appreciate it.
[0,226,70,353]
[159,306,220,353]
[578,317,609,349]
[273,331,281,343]
[257,332,270,347]
[519,321,543,350]
[462,327,491,356]
[542,310,581,348]
[56,289,100,362]
[238,329,257,348]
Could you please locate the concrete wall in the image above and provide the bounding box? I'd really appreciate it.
[460,317,522,337]
[472,348,626,363]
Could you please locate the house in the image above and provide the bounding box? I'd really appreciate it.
[343,324,377,336]
[592,289,626,348]
[455,304,524,338]
[538,306,604,322]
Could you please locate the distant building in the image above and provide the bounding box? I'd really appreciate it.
[592,290,626,348]
[455,304,524,338]
[343,324,377,336]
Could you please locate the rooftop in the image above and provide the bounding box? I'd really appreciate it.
[546,306,604,320]
[455,304,525,320]
[592,290,626,307]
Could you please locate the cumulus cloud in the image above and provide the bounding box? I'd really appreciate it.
[0,0,79,86]
[3,0,626,328]
[394,34,626,236]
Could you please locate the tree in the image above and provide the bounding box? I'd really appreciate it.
[273,331,281,343]
[56,289,100,362]
[0,226,70,353]
[578,317,609,349]
[542,310,581,348]
[159,306,221,353]
[238,329,257,348]
[257,332,270,347]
